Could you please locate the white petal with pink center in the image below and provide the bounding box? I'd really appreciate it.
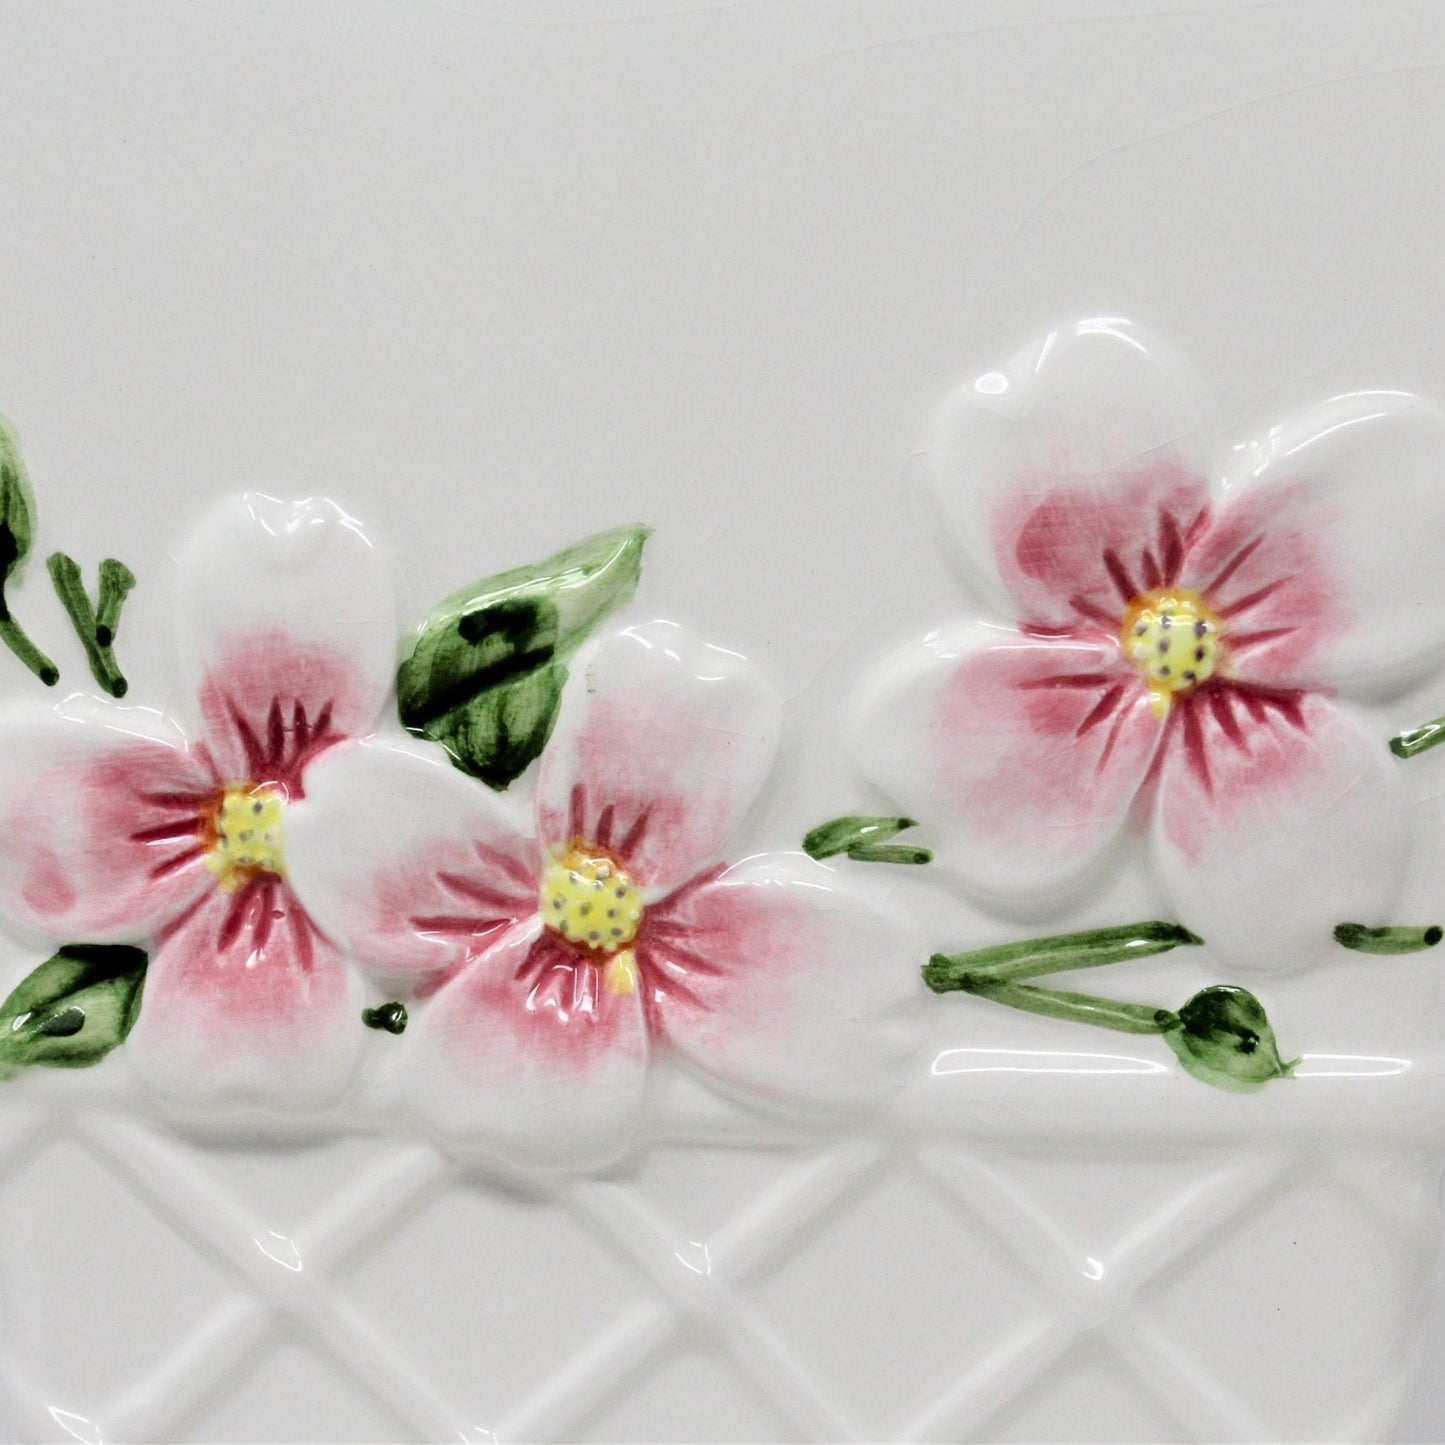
[535,621,780,893]
[642,853,920,1112]
[852,623,1162,898]
[124,879,363,1112]
[927,318,1215,629]
[1209,390,1445,690]
[397,920,651,1173]
[285,736,537,989]
[0,697,213,942]
[175,493,396,780]
[1152,693,1410,972]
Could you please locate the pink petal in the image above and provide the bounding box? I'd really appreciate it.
[852,624,1161,897]
[0,700,213,940]
[1209,390,1445,689]
[175,495,396,781]
[1153,689,1409,971]
[1181,476,1347,689]
[397,922,649,1172]
[125,878,362,1111]
[536,622,778,891]
[641,856,920,1111]
[927,318,1214,630]
[285,738,537,990]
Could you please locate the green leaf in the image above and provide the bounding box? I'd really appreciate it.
[802,814,931,864]
[415,660,568,790]
[1334,922,1443,955]
[1390,714,1445,759]
[398,525,648,788]
[0,413,58,686]
[0,943,148,1077]
[1163,985,1296,1093]
[0,414,35,587]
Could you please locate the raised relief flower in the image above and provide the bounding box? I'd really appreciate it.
[286,621,914,1171]
[856,319,1445,968]
[0,494,396,1108]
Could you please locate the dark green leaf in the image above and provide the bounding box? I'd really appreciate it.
[0,943,147,1077]
[398,525,648,787]
[416,661,568,790]
[1163,985,1295,1093]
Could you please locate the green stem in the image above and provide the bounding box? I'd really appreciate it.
[1390,715,1445,759]
[845,843,933,865]
[0,610,58,686]
[961,976,1178,1036]
[924,920,1203,990]
[94,558,135,649]
[1334,922,1444,955]
[47,552,129,698]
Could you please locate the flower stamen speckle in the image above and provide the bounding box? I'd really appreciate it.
[540,841,645,994]
[1120,587,1223,719]
[203,784,287,892]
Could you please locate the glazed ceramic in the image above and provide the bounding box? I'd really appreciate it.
[4,3,1445,1443]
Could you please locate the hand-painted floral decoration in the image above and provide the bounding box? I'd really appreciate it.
[856,319,1445,969]
[0,494,400,1109]
[286,621,914,1170]
[0,481,912,1156]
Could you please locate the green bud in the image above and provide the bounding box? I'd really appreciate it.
[1164,985,1295,1093]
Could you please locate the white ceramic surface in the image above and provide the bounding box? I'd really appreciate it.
[4,2,1445,1441]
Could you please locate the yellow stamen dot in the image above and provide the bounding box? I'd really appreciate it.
[204,784,287,892]
[541,842,644,955]
[1119,587,1224,720]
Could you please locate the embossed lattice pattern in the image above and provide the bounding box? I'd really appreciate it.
[0,1107,1429,1443]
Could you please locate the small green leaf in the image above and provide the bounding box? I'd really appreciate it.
[0,414,58,687]
[1163,985,1295,1093]
[924,920,1203,990]
[0,943,147,1077]
[398,525,648,788]
[803,814,931,864]
[1390,714,1445,759]
[362,1002,409,1035]
[1334,922,1443,955]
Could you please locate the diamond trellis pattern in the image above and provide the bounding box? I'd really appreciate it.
[0,1104,1434,1444]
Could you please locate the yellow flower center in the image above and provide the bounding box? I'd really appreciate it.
[203,784,287,892]
[1120,588,1224,720]
[540,842,644,994]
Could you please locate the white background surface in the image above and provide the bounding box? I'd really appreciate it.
[5,1,1445,1439]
